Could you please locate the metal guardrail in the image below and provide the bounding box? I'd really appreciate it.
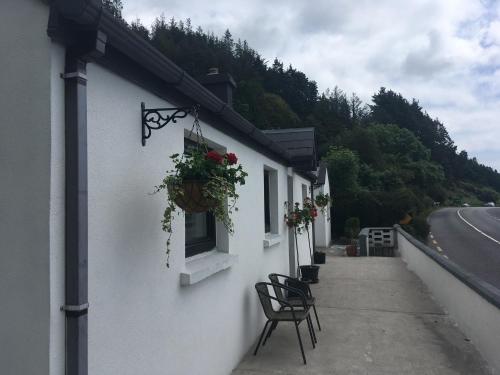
[359,227,395,257]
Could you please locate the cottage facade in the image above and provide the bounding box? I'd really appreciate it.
[0,1,331,374]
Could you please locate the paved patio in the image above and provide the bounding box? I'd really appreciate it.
[233,255,492,375]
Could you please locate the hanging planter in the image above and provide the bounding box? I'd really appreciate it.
[314,192,332,216]
[167,180,217,213]
[155,108,248,267]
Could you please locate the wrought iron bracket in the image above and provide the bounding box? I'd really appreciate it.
[141,102,193,146]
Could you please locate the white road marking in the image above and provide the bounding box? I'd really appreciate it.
[430,233,434,239]
[443,255,449,259]
[457,209,500,246]
[436,246,443,252]
[432,240,438,245]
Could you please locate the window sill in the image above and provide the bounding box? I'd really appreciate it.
[263,234,281,248]
[180,251,238,286]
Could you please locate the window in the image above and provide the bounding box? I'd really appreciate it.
[264,170,271,233]
[302,184,308,204]
[184,139,216,258]
[263,167,279,236]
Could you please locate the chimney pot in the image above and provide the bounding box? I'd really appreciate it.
[198,69,237,108]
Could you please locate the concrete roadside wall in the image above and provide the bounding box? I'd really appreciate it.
[397,227,500,374]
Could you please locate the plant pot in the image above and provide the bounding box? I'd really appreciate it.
[168,180,217,213]
[313,251,326,264]
[346,244,358,257]
[285,278,311,298]
[300,265,320,283]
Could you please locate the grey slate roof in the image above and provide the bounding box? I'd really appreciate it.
[262,128,317,171]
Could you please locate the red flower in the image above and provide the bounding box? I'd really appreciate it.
[206,150,223,164]
[226,152,238,165]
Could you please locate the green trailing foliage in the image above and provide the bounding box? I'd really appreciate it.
[314,193,332,215]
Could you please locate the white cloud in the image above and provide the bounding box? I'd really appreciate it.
[122,0,500,170]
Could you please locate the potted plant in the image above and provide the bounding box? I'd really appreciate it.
[301,198,320,282]
[313,250,326,264]
[285,198,320,283]
[155,147,247,266]
[344,217,360,257]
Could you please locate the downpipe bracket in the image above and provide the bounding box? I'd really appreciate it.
[60,303,89,313]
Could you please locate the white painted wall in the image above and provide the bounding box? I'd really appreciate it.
[49,42,66,375]
[79,63,304,375]
[314,170,332,247]
[397,230,500,374]
[0,1,53,374]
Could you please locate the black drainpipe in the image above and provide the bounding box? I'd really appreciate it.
[60,32,106,375]
[310,182,318,259]
[287,173,296,277]
[61,51,89,375]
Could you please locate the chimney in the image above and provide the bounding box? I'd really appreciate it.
[199,68,237,107]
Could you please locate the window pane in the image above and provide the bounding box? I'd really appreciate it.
[183,138,217,257]
[264,170,271,233]
[185,212,208,242]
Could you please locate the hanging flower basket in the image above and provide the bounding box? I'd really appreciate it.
[167,180,217,213]
[154,107,247,267]
[314,192,331,216]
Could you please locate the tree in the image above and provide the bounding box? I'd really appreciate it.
[124,11,500,232]
[130,18,150,40]
[102,0,123,19]
[324,146,360,194]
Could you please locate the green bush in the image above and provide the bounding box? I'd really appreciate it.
[409,214,430,241]
[344,217,360,239]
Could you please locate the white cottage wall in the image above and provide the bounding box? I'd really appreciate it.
[0,1,53,374]
[84,63,295,375]
[49,42,67,375]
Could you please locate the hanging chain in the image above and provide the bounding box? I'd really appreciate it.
[187,104,208,152]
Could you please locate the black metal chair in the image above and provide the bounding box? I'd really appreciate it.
[269,273,321,332]
[254,282,316,364]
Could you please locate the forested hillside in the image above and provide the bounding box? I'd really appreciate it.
[107,1,500,238]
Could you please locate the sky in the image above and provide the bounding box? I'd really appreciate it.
[122,0,500,171]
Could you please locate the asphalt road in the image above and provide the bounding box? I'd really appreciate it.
[428,207,500,290]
